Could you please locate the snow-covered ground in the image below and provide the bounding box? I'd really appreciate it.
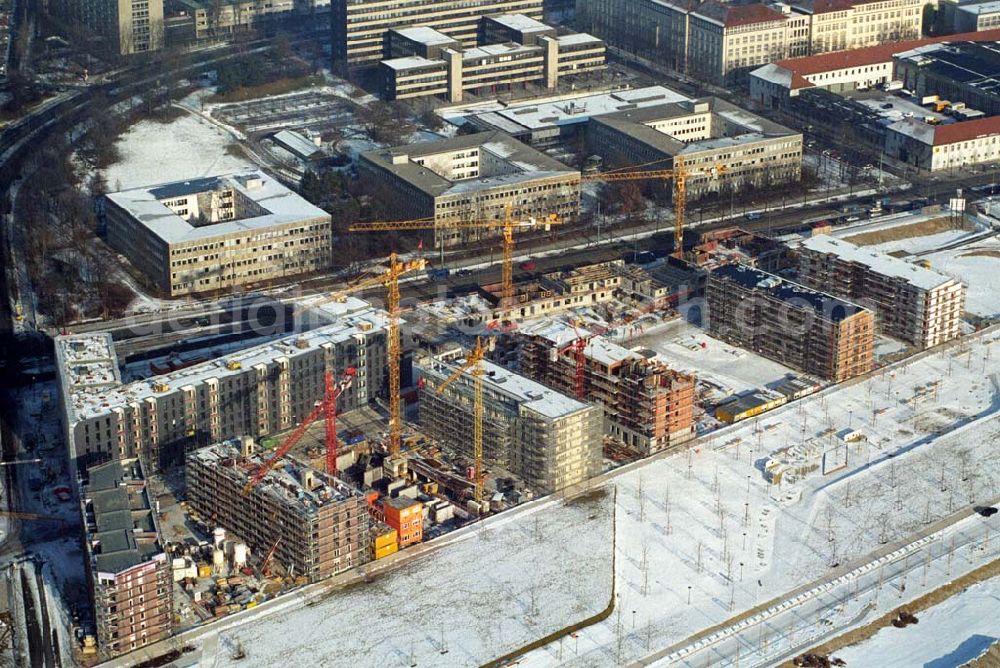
[631,322,798,397]
[921,238,1000,318]
[866,229,980,256]
[838,576,1000,668]
[181,323,1000,668]
[202,489,614,667]
[513,327,1000,667]
[103,113,256,190]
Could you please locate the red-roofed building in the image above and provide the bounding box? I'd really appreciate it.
[886,115,1000,171]
[689,1,793,83]
[578,0,923,85]
[750,29,1000,108]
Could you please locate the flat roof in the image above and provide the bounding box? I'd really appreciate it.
[420,355,591,419]
[719,391,782,414]
[381,55,444,71]
[391,25,459,45]
[272,129,323,159]
[360,131,578,198]
[520,319,640,368]
[556,33,604,47]
[470,86,691,133]
[593,98,797,157]
[462,42,539,60]
[754,29,1000,90]
[959,0,1000,14]
[189,439,362,513]
[85,459,164,575]
[711,263,869,322]
[56,297,386,425]
[800,235,958,290]
[105,170,330,245]
[486,13,551,33]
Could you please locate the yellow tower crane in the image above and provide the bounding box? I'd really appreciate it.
[433,337,488,508]
[580,157,726,258]
[350,204,560,317]
[304,253,426,456]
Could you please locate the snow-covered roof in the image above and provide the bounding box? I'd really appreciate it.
[56,298,386,425]
[391,26,459,45]
[360,131,578,198]
[958,1,1000,15]
[420,355,591,419]
[381,55,445,71]
[462,42,538,60]
[486,13,551,33]
[555,33,603,47]
[799,235,959,291]
[520,319,640,367]
[470,86,691,133]
[593,97,799,158]
[271,129,323,159]
[104,170,329,245]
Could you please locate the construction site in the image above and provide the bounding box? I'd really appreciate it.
[37,84,999,665]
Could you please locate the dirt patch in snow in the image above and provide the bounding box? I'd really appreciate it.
[845,218,956,246]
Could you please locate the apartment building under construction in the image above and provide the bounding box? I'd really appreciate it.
[186,438,372,582]
[707,264,875,382]
[483,260,624,323]
[331,0,544,70]
[417,355,602,494]
[519,320,696,453]
[81,458,173,657]
[796,235,966,349]
[55,298,387,471]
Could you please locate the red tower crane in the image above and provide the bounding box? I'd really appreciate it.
[556,310,655,400]
[242,368,356,494]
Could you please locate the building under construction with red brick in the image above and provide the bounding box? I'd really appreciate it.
[518,320,696,454]
[185,437,372,583]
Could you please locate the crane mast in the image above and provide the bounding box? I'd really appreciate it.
[435,337,487,507]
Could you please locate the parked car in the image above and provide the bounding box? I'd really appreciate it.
[519,260,537,271]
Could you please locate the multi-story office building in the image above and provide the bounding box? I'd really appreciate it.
[418,355,603,494]
[380,21,605,102]
[587,98,803,200]
[687,2,793,84]
[105,171,331,297]
[330,0,544,70]
[359,132,580,248]
[81,458,173,657]
[948,0,1000,31]
[796,0,922,53]
[467,86,691,147]
[51,0,164,55]
[165,0,296,41]
[577,0,923,84]
[519,320,697,453]
[186,438,372,582]
[55,298,388,471]
[796,236,966,348]
[707,264,875,382]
